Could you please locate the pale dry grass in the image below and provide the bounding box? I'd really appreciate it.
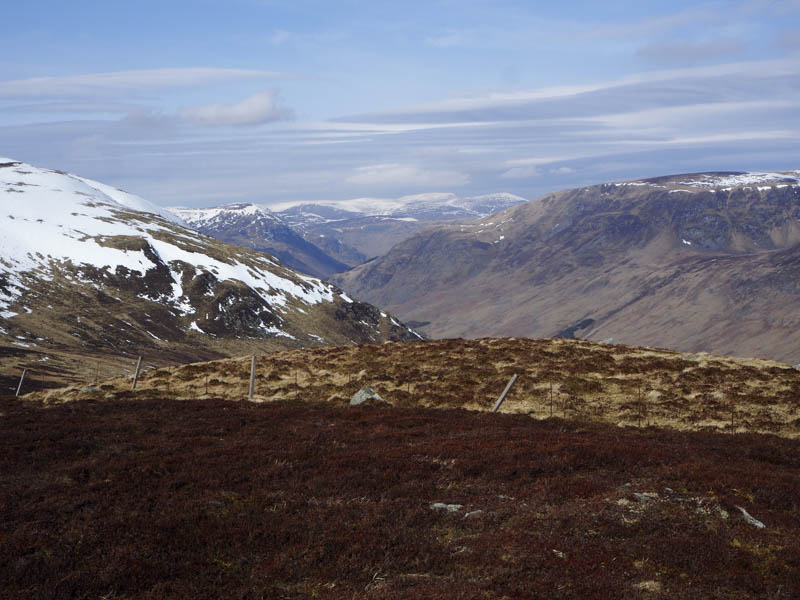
[25,337,800,438]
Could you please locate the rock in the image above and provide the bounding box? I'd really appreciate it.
[430,502,463,513]
[79,386,101,394]
[736,506,765,529]
[633,492,659,503]
[463,510,483,519]
[350,386,388,406]
[635,581,662,593]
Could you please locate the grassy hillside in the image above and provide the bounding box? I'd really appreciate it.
[28,338,800,438]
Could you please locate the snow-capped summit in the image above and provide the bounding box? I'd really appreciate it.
[169,203,283,229]
[0,159,419,383]
[169,203,349,279]
[0,158,183,226]
[273,191,528,221]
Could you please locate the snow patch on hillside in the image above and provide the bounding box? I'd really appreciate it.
[0,160,344,321]
[675,172,799,188]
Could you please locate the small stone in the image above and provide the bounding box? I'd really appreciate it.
[463,510,483,519]
[350,386,388,406]
[430,502,463,513]
[79,386,101,394]
[633,492,659,503]
[736,506,765,529]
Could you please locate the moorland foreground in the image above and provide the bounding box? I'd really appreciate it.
[3,337,800,598]
[1,396,799,599]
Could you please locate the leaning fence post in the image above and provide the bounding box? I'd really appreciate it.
[15,369,27,398]
[248,356,257,400]
[131,356,143,391]
[492,374,519,413]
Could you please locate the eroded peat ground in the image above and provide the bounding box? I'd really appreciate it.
[1,397,799,599]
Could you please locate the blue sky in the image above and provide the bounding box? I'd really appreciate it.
[2,0,799,207]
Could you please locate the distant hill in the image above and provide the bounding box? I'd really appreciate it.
[0,159,420,388]
[277,193,528,264]
[334,170,800,363]
[170,203,349,279]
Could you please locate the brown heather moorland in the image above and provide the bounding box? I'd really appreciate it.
[5,337,800,598]
[1,396,799,599]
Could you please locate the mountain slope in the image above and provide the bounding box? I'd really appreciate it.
[334,170,800,363]
[170,203,349,279]
[0,159,420,387]
[277,193,528,264]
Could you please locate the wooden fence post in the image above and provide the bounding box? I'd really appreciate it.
[248,356,257,400]
[131,356,142,391]
[492,374,519,413]
[15,369,27,398]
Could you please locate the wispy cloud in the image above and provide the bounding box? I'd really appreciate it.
[637,39,747,65]
[179,90,293,126]
[346,163,469,187]
[779,30,800,51]
[0,68,284,99]
[270,30,292,45]
[426,32,468,47]
[340,59,800,125]
[500,166,540,179]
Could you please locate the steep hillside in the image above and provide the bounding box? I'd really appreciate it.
[334,171,800,363]
[0,159,419,388]
[170,203,349,279]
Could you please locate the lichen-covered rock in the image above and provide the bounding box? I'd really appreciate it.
[350,385,388,406]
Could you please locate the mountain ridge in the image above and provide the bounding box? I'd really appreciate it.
[334,169,800,363]
[169,203,349,279]
[0,159,420,387]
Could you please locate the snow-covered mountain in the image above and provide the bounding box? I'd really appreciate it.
[275,192,529,264]
[0,159,420,386]
[275,192,528,224]
[169,203,348,279]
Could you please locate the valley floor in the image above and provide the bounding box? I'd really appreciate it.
[1,397,799,599]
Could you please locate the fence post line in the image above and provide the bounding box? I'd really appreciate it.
[131,356,143,391]
[492,374,519,413]
[15,369,27,398]
[248,356,257,400]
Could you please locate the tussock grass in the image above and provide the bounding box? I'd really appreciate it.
[27,337,800,438]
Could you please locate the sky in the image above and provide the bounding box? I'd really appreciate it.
[1,0,799,208]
